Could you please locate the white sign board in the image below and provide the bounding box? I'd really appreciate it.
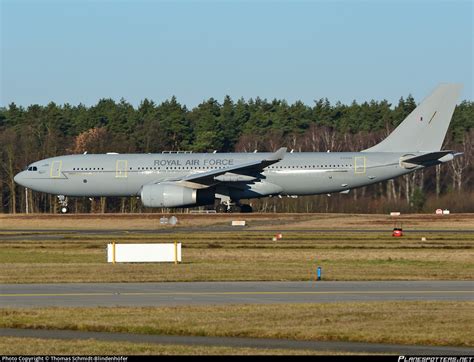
[232,220,246,226]
[107,243,181,263]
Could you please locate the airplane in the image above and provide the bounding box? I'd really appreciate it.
[14,83,463,213]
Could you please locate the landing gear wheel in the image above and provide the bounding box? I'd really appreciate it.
[215,204,228,213]
[240,204,253,213]
[229,205,242,213]
[57,195,69,214]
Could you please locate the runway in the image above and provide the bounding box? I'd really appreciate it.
[1,281,473,307]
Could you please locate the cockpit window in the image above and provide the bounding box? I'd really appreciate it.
[27,166,38,171]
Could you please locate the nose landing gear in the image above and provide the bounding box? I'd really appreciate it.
[58,195,69,214]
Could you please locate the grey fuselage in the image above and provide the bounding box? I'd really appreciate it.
[15,151,420,201]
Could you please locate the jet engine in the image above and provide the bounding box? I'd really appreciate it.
[140,183,214,208]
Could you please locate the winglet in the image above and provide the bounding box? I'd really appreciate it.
[267,147,287,161]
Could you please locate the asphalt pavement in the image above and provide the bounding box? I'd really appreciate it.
[1,281,473,307]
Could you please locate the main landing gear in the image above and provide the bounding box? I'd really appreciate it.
[215,202,253,213]
[57,195,69,214]
[215,203,228,213]
[215,195,253,213]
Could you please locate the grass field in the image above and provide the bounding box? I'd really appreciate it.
[2,302,473,347]
[1,212,473,230]
[0,337,336,356]
[0,337,330,355]
[1,213,472,355]
[1,229,473,283]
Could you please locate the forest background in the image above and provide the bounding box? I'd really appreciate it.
[0,94,472,214]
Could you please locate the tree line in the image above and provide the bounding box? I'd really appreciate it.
[0,94,472,214]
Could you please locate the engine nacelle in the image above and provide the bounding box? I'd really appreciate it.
[140,183,214,208]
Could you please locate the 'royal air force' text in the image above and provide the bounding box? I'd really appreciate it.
[154,159,234,167]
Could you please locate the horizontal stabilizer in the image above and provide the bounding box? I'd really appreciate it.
[400,151,458,168]
[403,151,454,164]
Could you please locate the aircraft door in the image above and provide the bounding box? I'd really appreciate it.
[116,160,128,178]
[354,156,366,174]
[50,160,62,178]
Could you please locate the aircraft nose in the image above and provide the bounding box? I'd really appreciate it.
[14,171,25,187]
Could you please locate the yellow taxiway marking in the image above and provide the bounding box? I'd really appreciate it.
[1,291,473,298]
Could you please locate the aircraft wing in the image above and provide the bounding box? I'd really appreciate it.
[163,147,287,187]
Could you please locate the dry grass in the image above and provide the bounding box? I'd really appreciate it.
[1,214,472,283]
[0,213,472,230]
[0,213,298,230]
[1,231,473,283]
[2,214,472,354]
[265,213,474,230]
[0,337,333,355]
[2,302,473,347]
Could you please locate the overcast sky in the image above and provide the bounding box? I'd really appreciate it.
[1,0,472,108]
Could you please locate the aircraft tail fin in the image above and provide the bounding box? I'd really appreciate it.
[364,84,462,152]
